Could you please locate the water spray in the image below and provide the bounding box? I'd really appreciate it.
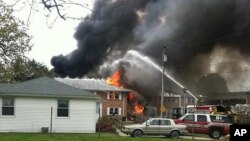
[127,50,198,100]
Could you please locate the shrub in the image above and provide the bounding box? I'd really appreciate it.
[96,122,114,132]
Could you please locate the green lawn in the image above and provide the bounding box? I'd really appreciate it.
[0,133,212,141]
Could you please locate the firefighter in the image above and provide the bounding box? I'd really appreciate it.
[210,107,217,115]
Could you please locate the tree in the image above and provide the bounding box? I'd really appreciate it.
[6,0,93,27]
[0,0,32,65]
[0,57,54,83]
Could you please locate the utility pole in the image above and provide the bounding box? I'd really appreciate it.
[160,46,167,118]
[183,88,187,114]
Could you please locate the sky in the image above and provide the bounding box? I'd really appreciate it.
[4,0,94,69]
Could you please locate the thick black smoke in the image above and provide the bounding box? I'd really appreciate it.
[51,0,148,77]
[51,0,250,96]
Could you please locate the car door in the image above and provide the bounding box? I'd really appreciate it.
[159,119,172,135]
[144,119,160,135]
[195,115,209,134]
[180,114,195,133]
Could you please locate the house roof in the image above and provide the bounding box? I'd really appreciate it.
[0,77,100,99]
[55,77,131,92]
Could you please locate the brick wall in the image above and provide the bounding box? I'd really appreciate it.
[97,91,127,117]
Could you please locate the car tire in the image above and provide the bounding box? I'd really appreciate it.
[209,129,222,139]
[170,130,180,138]
[133,130,143,138]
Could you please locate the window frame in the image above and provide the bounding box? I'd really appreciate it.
[57,99,69,117]
[107,92,122,100]
[107,107,121,115]
[2,97,15,116]
[160,119,171,125]
[150,119,160,125]
[183,115,194,121]
[197,115,207,122]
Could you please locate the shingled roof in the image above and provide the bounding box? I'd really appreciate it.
[0,77,100,99]
[55,78,131,92]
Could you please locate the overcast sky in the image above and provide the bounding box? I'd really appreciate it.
[4,0,94,69]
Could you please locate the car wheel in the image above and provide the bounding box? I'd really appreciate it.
[210,129,222,139]
[170,130,180,138]
[133,130,143,138]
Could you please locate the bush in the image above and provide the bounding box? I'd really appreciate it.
[96,122,115,132]
[96,116,117,132]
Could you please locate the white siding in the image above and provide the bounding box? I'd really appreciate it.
[0,97,97,133]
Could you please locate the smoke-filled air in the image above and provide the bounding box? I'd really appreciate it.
[51,0,250,99]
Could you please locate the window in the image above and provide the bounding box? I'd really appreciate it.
[96,102,100,114]
[2,98,14,116]
[107,107,121,115]
[183,115,194,121]
[160,120,171,125]
[115,93,120,99]
[57,99,69,117]
[150,120,160,125]
[210,115,232,123]
[107,92,121,100]
[197,115,207,122]
[110,108,118,115]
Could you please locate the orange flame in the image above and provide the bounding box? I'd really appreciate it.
[106,69,123,87]
[128,93,144,115]
[133,102,144,115]
[106,69,144,115]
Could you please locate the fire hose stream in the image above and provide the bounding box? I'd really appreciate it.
[128,50,198,101]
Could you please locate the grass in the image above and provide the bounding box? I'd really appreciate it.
[0,133,213,141]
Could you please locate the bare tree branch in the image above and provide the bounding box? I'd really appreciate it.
[27,0,35,25]
[52,0,65,20]
[41,0,65,20]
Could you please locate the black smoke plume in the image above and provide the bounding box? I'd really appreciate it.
[51,0,148,77]
[51,0,250,96]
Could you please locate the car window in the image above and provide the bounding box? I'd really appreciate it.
[197,115,207,122]
[210,115,232,123]
[150,120,160,125]
[160,120,171,125]
[183,115,194,121]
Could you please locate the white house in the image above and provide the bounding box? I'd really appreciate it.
[0,77,100,133]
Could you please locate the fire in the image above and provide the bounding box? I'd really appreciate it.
[133,102,144,115]
[106,69,123,87]
[106,68,144,115]
[128,92,144,115]
[128,92,135,101]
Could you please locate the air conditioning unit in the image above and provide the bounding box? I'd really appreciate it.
[41,127,49,133]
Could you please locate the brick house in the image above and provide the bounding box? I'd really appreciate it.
[55,78,131,118]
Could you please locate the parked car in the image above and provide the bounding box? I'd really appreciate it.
[121,118,188,138]
[174,113,232,139]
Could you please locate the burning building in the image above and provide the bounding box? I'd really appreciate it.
[52,0,250,111]
[55,77,131,117]
[106,68,145,116]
